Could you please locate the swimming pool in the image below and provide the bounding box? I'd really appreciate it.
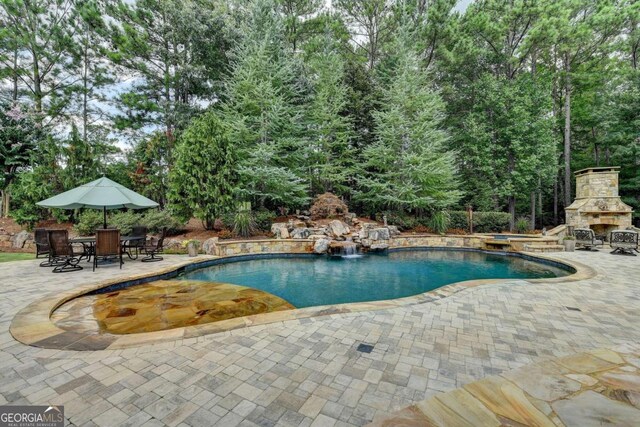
[179,249,570,308]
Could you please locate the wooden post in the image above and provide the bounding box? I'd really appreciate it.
[467,205,474,234]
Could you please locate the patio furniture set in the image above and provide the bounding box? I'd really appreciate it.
[35,227,166,273]
[574,228,640,256]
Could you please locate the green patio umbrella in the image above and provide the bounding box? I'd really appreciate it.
[37,176,159,229]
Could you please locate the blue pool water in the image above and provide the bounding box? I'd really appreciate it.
[179,250,570,308]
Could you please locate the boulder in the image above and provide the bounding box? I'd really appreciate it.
[370,243,389,251]
[11,230,31,249]
[313,238,331,254]
[368,227,390,241]
[308,234,328,241]
[165,238,182,250]
[271,223,290,239]
[287,219,307,230]
[328,220,350,238]
[387,225,401,236]
[202,237,219,255]
[291,227,311,239]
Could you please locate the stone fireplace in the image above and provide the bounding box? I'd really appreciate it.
[566,167,633,239]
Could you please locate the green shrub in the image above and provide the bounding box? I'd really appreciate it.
[474,211,510,233]
[446,211,511,233]
[233,202,257,237]
[109,211,141,235]
[448,211,469,229]
[429,211,450,235]
[515,216,529,234]
[254,209,276,231]
[141,209,184,234]
[377,211,419,230]
[74,210,105,235]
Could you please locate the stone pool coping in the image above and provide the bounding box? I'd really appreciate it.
[10,248,596,351]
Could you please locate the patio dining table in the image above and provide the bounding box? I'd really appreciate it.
[71,235,146,261]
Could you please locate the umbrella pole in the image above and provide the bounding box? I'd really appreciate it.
[103,206,107,229]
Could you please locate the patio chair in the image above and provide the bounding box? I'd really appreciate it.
[35,228,53,267]
[141,228,166,262]
[574,228,604,251]
[94,229,123,271]
[123,225,147,260]
[610,230,639,256]
[48,230,83,273]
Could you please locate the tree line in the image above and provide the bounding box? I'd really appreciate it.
[1,0,638,231]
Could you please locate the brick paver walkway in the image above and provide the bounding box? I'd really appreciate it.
[1,251,639,426]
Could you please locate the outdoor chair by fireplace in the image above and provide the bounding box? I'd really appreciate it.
[48,230,84,273]
[94,229,123,271]
[142,228,166,262]
[574,228,604,251]
[610,230,639,256]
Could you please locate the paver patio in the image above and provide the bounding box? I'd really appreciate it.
[0,250,639,426]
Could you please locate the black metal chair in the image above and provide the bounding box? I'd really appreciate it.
[123,225,147,260]
[94,229,123,271]
[610,230,639,256]
[574,228,604,251]
[48,230,83,273]
[141,228,166,262]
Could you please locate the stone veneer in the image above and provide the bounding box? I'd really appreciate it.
[565,167,633,232]
[213,239,314,256]
[211,234,560,257]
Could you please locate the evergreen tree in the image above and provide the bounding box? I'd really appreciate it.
[0,102,39,217]
[222,0,310,211]
[304,31,355,198]
[168,111,239,230]
[355,29,461,214]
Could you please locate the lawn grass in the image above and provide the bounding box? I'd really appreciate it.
[0,252,34,263]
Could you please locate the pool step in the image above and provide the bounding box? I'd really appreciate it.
[523,244,564,253]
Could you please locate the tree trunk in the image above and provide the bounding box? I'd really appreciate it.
[82,37,89,143]
[508,195,516,232]
[12,49,18,101]
[537,177,542,229]
[1,190,9,218]
[530,191,536,230]
[553,176,558,225]
[563,54,572,209]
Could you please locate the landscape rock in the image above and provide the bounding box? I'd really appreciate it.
[387,225,401,236]
[313,238,331,254]
[11,230,31,249]
[368,227,390,241]
[291,227,311,239]
[165,238,182,250]
[370,243,389,251]
[308,234,328,241]
[288,220,307,230]
[271,223,290,239]
[328,220,350,238]
[202,237,219,255]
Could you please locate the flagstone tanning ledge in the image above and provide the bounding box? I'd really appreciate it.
[367,344,640,427]
[9,248,593,351]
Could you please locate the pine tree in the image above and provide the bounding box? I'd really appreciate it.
[304,31,355,198]
[355,28,461,214]
[222,0,310,211]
